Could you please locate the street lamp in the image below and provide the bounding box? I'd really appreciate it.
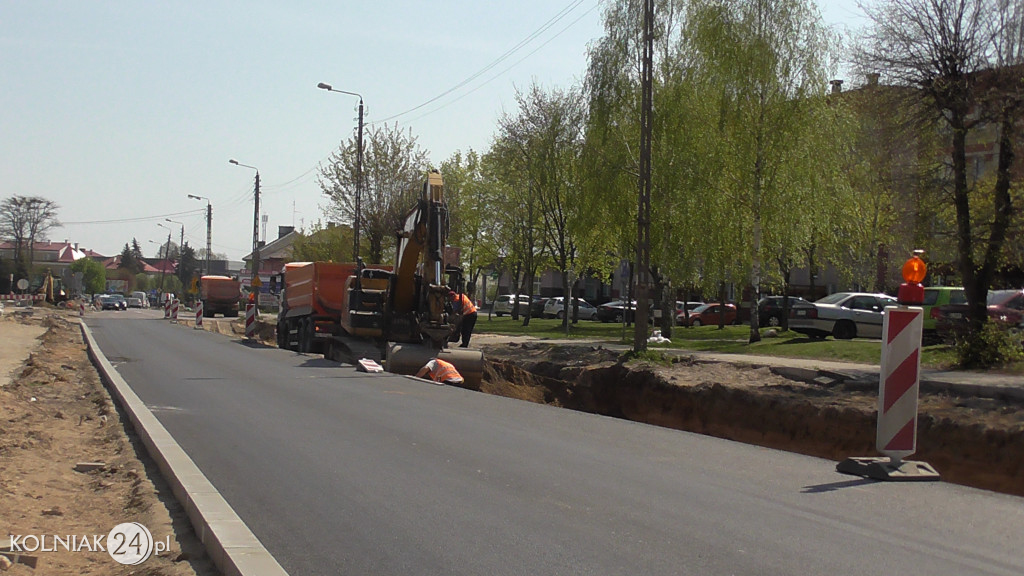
[165,218,184,252]
[317,82,364,262]
[188,194,212,276]
[229,159,261,289]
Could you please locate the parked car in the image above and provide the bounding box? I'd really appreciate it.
[492,294,531,316]
[126,297,144,308]
[922,286,966,333]
[934,289,1024,339]
[100,296,121,311]
[110,294,128,310]
[678,303,738,326]
[789,292,897,340]
[543,297,598,320]
[530,297,549,318]
[757,295,806,327]
[597,300,635,323]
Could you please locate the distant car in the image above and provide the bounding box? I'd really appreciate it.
[934,289,1024,339]
[492,294,531,316]
[922,287,966,333]
[126,297,143,308]
[543,297,598,320]
[530,297,549,318]
[789,292,897,340]
[673,301,705,325]
[596,300,639,323]
[678,303,737,327]
[130,291,150,309]
[100,296,120,311]
[757,295,807,327]
[110,294,128,310]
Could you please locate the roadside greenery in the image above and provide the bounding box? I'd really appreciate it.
[476,316,967,369]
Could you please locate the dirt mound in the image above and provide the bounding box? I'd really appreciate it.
[482,343,1024,497]
[0,314,217,574]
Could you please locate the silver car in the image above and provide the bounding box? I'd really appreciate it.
[492,294,532,316]
[543,297,598,320]
[788,292,897,340]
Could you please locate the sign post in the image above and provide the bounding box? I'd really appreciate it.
[837,251,940,481]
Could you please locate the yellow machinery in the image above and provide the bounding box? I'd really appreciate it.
[328,171,483,386]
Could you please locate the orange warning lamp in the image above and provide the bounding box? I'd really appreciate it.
[897,250,927,305]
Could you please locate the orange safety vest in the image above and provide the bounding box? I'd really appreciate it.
[427,359,463,384]
[454,293,477,315]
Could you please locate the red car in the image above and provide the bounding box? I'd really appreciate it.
[677,303,738,326]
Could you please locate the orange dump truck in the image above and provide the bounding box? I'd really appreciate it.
[276,262,357,353]
[200,275,241,317]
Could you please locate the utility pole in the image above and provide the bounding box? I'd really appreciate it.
[355,97,363,262]
[188,194,212,276]
[634,0,654,353]
[252,171,261,285]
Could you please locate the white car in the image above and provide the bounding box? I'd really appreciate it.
[492,294,532,316]
[788,292,897,340]
[543,297,598,320]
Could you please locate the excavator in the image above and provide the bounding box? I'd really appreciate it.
[301,170,483,385]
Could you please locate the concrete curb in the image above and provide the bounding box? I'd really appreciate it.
[80,322,289,576]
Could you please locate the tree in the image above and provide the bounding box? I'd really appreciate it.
[856,0,1024,362]
[70,257,106,295]
[441,149,501,300]
[291,221,353,262]
[176,243,199,287]
[318,122,430,264]
[119,243,142,275]
[134,273,150,293]
[0,195,60,274]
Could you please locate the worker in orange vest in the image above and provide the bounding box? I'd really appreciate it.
[449,290,478,348]
[415,357,464,385]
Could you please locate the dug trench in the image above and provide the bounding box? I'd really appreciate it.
[477,342,1024,498]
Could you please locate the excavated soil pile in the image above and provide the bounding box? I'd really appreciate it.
[481,342,1024,497]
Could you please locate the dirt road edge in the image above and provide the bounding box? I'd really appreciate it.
[80,322,290,576]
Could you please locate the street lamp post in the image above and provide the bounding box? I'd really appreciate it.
[156,223,173,292]
[317,82,363,262]
[165,218,184,254]
[188,195,212,276]
[229,159,261,291]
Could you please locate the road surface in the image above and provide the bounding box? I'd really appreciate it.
[86,310,1024,576]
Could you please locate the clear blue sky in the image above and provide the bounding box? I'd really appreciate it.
[1,0,865,261]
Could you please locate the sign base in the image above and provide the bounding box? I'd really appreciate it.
[837,457,940,481]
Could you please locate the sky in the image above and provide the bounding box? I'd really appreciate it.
[1,0,867,261]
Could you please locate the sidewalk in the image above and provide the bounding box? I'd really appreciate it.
[473,333,1024,402]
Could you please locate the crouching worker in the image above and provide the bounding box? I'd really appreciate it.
[415,357,464,385]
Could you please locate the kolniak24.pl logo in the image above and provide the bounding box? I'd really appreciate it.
[8,523,170,565]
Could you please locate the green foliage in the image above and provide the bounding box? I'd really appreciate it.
[177,243,199,286]
[291,221,352,262]
[70,257,106,294]
[318,122,430,264]
[134,273,150,292]
[955,322,1024,369]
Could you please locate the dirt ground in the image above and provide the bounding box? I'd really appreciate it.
[0,309,218,575]
[479,339,1024,497]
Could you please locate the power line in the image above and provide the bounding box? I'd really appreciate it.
[374,0,590,125]
[62,208,204,226]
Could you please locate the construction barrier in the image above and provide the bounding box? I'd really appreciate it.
[195,301,203,329]
[244,304,257,339]
[79,302,85,317]
[837,253,939,482]
[878,307,924,458]
[164,299,171,319]
[0,294,45,302]
[170,299,179,323]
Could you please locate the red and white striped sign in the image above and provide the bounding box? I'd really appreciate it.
[164,299,171,319]
[195,301,204,329]
[244,303,257,339]
[170,299,180,323]
[877,306,924,460]
[1,294,44,302]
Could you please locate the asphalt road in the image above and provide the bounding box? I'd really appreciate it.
[86,310,1024,576]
